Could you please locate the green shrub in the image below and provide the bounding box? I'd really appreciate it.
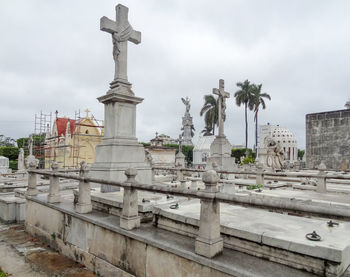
[246,184,264,190]
[0,147,19,160]
[241,156,255,165]
[9,160,17,171]
[163,144,194,165]
[0,268,7,277]
[231,148,255,163]
[298,149,305,160]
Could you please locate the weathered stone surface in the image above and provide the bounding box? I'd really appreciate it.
[25,196,317,277]
[306,109,350,170]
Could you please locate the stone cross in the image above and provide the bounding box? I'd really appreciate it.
[100,4,141,85]
[213,79,230,137]
[84,108,90,118]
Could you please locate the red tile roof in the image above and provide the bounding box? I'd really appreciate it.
[56,118,75,136]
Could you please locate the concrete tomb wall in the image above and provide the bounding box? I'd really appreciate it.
[306,109,350,170]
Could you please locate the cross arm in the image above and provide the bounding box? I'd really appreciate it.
[213,88,220,96]
[100,16,117,33]
[129,30,141,44]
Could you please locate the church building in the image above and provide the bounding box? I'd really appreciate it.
[45,110,103,169]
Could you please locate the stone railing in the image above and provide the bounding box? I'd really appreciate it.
[26,161,350,258]
[152,165,350,193]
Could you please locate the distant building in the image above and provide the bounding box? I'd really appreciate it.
[193,135,215,169]
[45,111,103,169]
[306,109,350,170]
[147,133,176,167]
[257,124,298,163]
[150,133,177,146]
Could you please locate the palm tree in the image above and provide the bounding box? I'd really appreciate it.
[250,84,271,151]
[201,126,213,136]
[234,80,254,156]
[200,95,219,136]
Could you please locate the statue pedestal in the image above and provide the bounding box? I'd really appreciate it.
[89,85,152,192]
[182,112,193,146]
[207,135,235,171]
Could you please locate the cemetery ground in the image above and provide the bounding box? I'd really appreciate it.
[0,222,96,277]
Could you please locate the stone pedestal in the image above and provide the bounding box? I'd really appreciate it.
[120,168,140,230]
[195,170,223,258]
[76,162,92,214]
[25,156,39,196]
[182,112,193,146]
[207,135,235,171]
[48,162,61,203]
[89,86,152,192]
[175,152,186,168]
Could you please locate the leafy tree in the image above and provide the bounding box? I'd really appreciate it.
[163,144,194,165]
[17,137,29,149]
[250,84,271,150]
[298,149,305,160]
[200,95,218,136]
[0,147,19,160]
[234,80,254,156]
[0,135,16,147]
[231,148,255,163]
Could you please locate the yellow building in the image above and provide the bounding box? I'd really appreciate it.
[45,110,103,169]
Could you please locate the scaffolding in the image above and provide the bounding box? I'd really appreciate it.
[27,111,53,168]
[41,109,104,169]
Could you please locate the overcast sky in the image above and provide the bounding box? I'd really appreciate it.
[1,0,350,149]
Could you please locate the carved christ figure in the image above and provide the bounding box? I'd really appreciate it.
[213,79,230,136]
[100,4,141,83]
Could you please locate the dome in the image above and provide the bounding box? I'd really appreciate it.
[271,126,297,147]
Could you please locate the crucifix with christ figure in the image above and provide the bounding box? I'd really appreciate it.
[213,79,230,137]
[100,4,141,86]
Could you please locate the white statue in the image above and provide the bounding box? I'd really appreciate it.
[265,137,284,171]
[18,148,25,171]
[181,97,191,113]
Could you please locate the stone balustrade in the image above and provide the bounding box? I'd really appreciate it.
[26,161,350,259]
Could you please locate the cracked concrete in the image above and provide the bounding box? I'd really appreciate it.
[0,223,96,277]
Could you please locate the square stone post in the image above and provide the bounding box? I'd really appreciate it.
[195,170,223,258]
[316,161,327,193]
[190,179,198,190]
[120,168,140,230]
[256,164,264,186]
[26,158,39,196]
[180,179,187,189]
[76,161,92,214]
[48,162,60,203]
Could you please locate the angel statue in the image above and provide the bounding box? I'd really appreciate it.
[181,97,191,113]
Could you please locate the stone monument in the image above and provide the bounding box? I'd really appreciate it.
[89,4,152,192]
[25,135,38,170]
[17,148,25,172]
[181,97,195,146]
[175,135,186,167]
[258,136,285,171]
[0,156,10,174]
[207,79,235,170]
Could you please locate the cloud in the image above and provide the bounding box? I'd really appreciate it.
[1,0,350,150]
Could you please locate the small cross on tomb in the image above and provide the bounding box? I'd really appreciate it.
[100,4,141,85]
[213,79,230,137]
